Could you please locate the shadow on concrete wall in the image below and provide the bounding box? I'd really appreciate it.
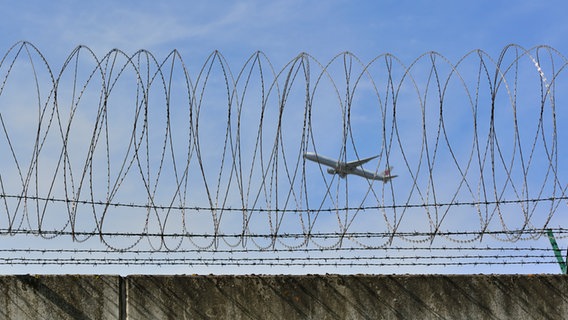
[1,274,567,319]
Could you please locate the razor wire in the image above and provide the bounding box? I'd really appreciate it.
[0,41,567,258]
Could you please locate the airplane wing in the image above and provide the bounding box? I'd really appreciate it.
[345,155,379,169]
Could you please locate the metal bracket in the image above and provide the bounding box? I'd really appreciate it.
[546,229,567,274]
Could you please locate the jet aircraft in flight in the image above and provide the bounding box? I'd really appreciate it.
[303,152,397,182]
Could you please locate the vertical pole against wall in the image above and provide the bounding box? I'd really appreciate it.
[546,229,567,274]
[119,276,127,320]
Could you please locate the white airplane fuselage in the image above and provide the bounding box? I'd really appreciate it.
[303,152,396,182]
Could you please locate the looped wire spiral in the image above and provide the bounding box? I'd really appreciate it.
[0,42,566,266]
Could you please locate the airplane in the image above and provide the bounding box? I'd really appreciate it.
[303,152,397,182]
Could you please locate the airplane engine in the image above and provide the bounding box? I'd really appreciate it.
[327,168,336,175]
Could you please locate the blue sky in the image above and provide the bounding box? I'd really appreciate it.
[4,1,566,64]
[1,0,567,275]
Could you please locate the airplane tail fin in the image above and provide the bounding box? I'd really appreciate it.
[380,166,397,183]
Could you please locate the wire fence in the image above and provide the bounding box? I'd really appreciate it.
[0,42,566,270]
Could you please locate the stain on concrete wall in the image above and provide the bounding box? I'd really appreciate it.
[0,275,119,320]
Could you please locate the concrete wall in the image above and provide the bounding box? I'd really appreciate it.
[0,274,566,319]
[0,275,119,320]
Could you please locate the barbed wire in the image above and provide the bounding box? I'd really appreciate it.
[0,245,557,254]
[0,193,565,212]
[0,245,559,267]
[0,42,567,269]
[0,258,558,268]
[2,227,567,239]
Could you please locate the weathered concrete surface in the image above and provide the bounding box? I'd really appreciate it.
[127,274,568,320]
[1,274,567,319]
[0,275,119,320]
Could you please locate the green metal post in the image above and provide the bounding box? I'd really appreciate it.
[546,229,567,274]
